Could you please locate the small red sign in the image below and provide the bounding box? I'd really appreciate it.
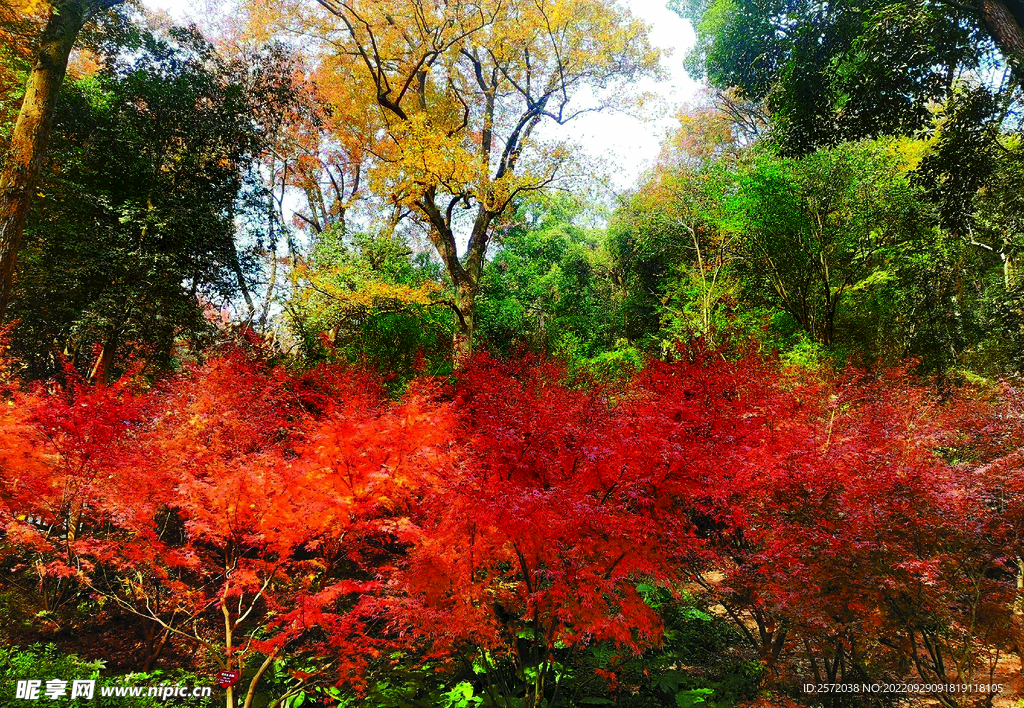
[216,671,240,688]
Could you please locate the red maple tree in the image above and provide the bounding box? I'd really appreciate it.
[5,335,1024,708]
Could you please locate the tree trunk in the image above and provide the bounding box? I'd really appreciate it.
[222,601,235,708]
[89,330,118,386]
[453,281,477,368]
[1013,557,1024,695]
[259,245,278,331]
[978,0,1024,80]
[0,0,91,318]
[141,618,173,672]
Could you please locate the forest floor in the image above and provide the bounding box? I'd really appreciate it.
[697,570,1024,708]
[989,653,1021,707]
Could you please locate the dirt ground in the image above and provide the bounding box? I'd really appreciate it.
[984,652,1022,708]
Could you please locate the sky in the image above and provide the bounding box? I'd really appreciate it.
[143,0,701,191]
[556,0,701,188]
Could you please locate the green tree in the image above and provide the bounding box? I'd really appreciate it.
[288,227,454,385]
[727,141,929,347]
[0,0,129,317]
[917,85,1024,287]
[9,23,299,380]
[608,158,741,352]
[476,195,621,362]
[834,229,995,371]
[674,0,1020,154]
[897,86,1024,373]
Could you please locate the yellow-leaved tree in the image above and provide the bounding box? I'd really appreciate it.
[254,0,659,362]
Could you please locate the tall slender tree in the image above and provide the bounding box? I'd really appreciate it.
[0,0,125,317]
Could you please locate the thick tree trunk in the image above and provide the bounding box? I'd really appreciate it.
[449,211,494,367]
[452,281,477,368]
[417,191,494,368]
[978,0,1024,80]
[0,1,90,318]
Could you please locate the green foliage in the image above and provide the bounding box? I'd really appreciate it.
[608,163,737,349]
[675,0,1007,155]
[726,140,930,347]
[665,0,1024,377]
[477,195,623,363]
[0,44,28,151]
[609,139,943,365]
[0,645,214,708]
[656,268,739,347]
[313,655,492,708]
[570,586,762,708]
[570,339,644,383]
[352,671,481,708]
[289,227,453,388]
[604,133,1024,374]
[1,644,106,708]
